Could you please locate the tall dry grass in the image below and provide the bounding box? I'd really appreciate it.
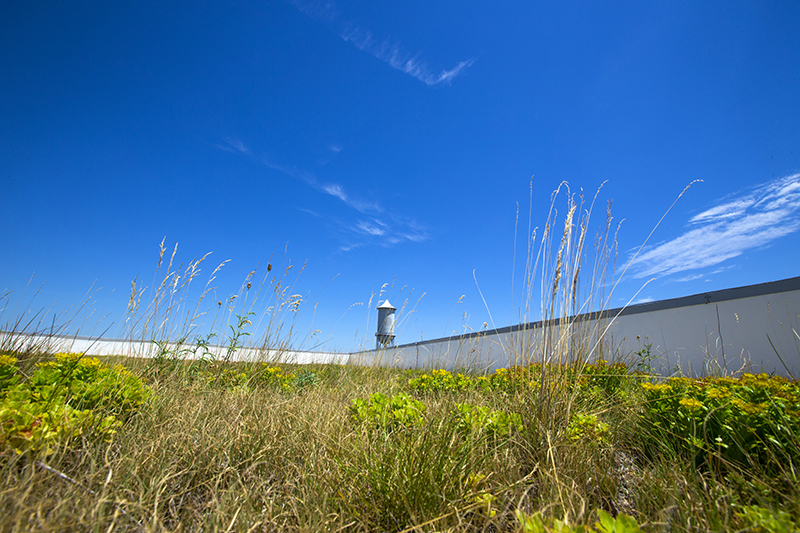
[5,357,796,532]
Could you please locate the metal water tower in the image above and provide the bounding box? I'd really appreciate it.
[375,299,396,349]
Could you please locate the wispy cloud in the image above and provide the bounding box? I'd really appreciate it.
[341,216,429,251]
[258,155,382,214]
[340,242,364,253]
[290,0,475,86]
[297,207,322,217]
[320,144,343,165]
[215,136,250,154]
[355,220,386,236]
[629,173,800,278]
[217,137,429,250]
[672,273,704,283]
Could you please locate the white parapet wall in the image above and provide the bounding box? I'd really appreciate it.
[353,277,800,377]
[2,333,347,366]
[4,277,799,377]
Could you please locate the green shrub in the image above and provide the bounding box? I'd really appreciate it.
[455,403,523,438]
[640,373,800,468]
[31,353,151,414]
[734,505,798,533]
[350,392,426,430]
[408,368,475,393]
[0,353,150,455]
[0,355,21,396]
[567,412,610,444]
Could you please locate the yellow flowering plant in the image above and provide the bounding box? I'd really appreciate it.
[31,353,151,414]
[408,368,475,393]
[0,355,21,395]
[640,373,800,468]
[259,364,297,392]
[408,362,631,398]
[1,353,150,455]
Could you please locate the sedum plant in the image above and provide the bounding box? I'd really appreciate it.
[567,412,610,444]
[0,354,21,394]
[515,509,641,533]
[734,505,798,533]
[408,368,475,393]
[456,403,523,438]
[350,392,426,430]
[31,353,151,414]
[0,353,151,455]
[259,364,297,391]
[640,373,800,468]
[408,363,630,398]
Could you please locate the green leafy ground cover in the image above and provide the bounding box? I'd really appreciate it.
[1,352,799,532]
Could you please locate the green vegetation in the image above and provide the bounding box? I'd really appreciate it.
[1,353,150,456]
[1,350,799,532]
[350,392,427,430]
[640,373,800,469]
[2,185,797,530]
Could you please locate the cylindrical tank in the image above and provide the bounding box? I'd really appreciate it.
[375,299,396,349]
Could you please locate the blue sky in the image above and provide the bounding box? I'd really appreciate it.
[2,1,799,351]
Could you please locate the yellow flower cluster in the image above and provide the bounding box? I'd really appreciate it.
[731,398,766,416]
[112,364,133,376]
[260,364,296,390]
[641,382,673,393]
[41,353,104,370]
[408,368,474,392]
[679,397,703,410]
[705,386,733,400]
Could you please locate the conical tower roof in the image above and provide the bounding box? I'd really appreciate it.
[377,299,396,310]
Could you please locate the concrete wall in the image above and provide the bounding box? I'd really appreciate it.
[353,277,800,377]
[5,277,799,377]
[3,333,347,365]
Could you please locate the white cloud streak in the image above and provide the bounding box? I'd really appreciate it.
[672,273,704,283]
[257,153,381,214]
[291,0,475,86]
[215,136,249,154]
[342,213,429,251]
[355,220,386,236]
[297,207,322,217]
[217,137,429,250]
[629,173,800,278]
